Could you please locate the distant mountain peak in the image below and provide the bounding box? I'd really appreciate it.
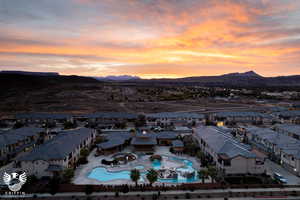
[243,70,261,77]
[224,70,262,78]
[0,70,59,76]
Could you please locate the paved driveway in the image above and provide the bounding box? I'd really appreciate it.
[265,159,300,185]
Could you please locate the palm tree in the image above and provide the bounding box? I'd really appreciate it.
[196,151,206,166]
[130,169,141,186]
[207,166,218,183]
[198,169,209,184]
[146,168,158,186]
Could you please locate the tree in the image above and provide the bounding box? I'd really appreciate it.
[208,166,218,183]
[13,122,24,129]
[44,121,56,129]
[146,169,158,186]
[84,185,94,196]
[115,122,127,129]
[63,121,77,130]
[135,115,146,127]
[49,177,60,195]
[80,148,89,157]
[62,169,74,183]
[198,169,209,184]
[130,169,141,187]
[196,151,205,161]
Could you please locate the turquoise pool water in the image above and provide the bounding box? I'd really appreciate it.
[88,168,146,182]
[88,167,131,181]
[152,159,161,170]
[88,156,199,183]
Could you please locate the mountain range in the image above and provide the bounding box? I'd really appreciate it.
[125,71,300,87]
[1,70,300,87]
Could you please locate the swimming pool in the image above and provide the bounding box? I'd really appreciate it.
[152,159,161,170]
[88,156,199,183]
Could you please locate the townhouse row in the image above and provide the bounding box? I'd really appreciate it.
[0,127,45,164]
[16,128,96,178]
[195,126,265,175]
[243,126,300,176]
[2,109,299,131]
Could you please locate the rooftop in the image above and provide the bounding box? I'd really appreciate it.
[215,111,272,118]
[0,127,44,150]
[172,140,184,147]
[275,124,300,136]
[81,112,138,119]
[17,128,94,161]
[15,113,71,120]
[195,126,256,159]
[146,112,205,119]
[273,110,300,117]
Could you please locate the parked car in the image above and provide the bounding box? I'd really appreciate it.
[273,172,287,184]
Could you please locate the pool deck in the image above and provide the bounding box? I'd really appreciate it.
[72,146,206,185]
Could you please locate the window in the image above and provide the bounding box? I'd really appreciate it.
[223,160,231,166]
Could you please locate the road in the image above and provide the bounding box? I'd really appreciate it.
[2,187,300,199]
[265,159,300,185]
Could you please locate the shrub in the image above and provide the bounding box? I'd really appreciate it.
[84,185,94,195]
[62,169,74,183]
[185,193,191,199]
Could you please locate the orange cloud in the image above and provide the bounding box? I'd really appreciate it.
[1,0,300,77]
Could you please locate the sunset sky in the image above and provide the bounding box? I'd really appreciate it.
[1,0,300,78]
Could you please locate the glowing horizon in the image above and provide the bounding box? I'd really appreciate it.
[1,0,300,78]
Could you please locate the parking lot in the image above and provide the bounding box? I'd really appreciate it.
[265,159,300,185]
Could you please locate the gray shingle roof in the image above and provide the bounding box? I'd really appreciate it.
[0,127,44,150]
[17,128,94,161]
[156,131,178,139]
[82,112,138,119]
[269,107,288,112]
[105,132,132,140]
[274,110,300,117]
[97,139,125,149]
[218,141,256,158]
[247,127,299,146]
[16,113,71,120]
[275,124,300,136]
[97,132,131,149]
[131,132,157,145]
[215,111,271,118]
[195,126,256,159]
[172,140,184,147]
[146,112,205,119]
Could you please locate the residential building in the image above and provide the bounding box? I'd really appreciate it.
[15,113,72,125]
[17,128,96,178]
[272,110,300,124]
[131,131,157,152]
[212,111,273,125]
[172,140,184,153]
[195,126,265,175]
[0,127,45,163]
[244,127,300,176]
[274,124,300,140]
[76,112,138,129]
[156,131,179,146]
[173,126,193,135]
[146,112,205,127]
[96,132,131,155]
